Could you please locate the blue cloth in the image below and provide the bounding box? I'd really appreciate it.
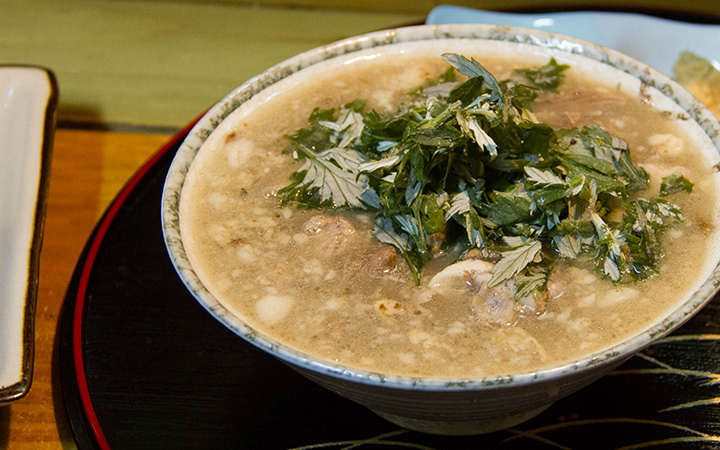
[427,5,720,77]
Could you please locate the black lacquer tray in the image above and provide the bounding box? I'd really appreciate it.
[59,123,720,450]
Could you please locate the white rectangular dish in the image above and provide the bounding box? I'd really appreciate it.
[0,66,57,404]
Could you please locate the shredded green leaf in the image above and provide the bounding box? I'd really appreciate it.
[514,57,570,93]
[277,54,692,299]
[660,173,694,196]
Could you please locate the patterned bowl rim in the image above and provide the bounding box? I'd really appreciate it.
[161,23,720,391]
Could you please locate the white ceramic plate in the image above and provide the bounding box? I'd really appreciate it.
[427,6,720,78]
[0,66,57,404]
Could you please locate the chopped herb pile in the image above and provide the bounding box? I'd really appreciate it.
[277,53,693,298]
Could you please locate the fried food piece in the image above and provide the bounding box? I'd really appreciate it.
[674,51,720,118]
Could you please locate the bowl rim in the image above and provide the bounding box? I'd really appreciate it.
[161,23,720,391]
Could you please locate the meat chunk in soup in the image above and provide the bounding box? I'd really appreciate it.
[303,214,357,256]
[366,246,401,277]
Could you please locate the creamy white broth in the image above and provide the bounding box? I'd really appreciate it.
[180,43,720,378]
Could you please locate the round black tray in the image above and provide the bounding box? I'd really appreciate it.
[59,126,720,450]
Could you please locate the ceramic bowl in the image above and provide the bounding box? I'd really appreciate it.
[161,24,720,435]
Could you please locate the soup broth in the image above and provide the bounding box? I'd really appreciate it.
[180,42,720,378]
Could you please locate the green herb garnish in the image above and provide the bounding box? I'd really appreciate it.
[660,173,694,196]
[277,54,691,298]
[514,57,570,93]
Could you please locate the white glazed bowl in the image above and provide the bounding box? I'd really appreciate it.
[162,24,720,435]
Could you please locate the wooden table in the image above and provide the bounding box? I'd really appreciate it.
[2,0,719,448]
[1,130,172,449]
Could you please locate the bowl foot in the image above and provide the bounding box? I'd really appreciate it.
[369,404,551,436]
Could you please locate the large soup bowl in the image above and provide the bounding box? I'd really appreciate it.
[161,24,720,435]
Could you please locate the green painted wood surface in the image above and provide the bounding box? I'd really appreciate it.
[0,0,422,129]
[145,0,720,18]
[2,0,718,130]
